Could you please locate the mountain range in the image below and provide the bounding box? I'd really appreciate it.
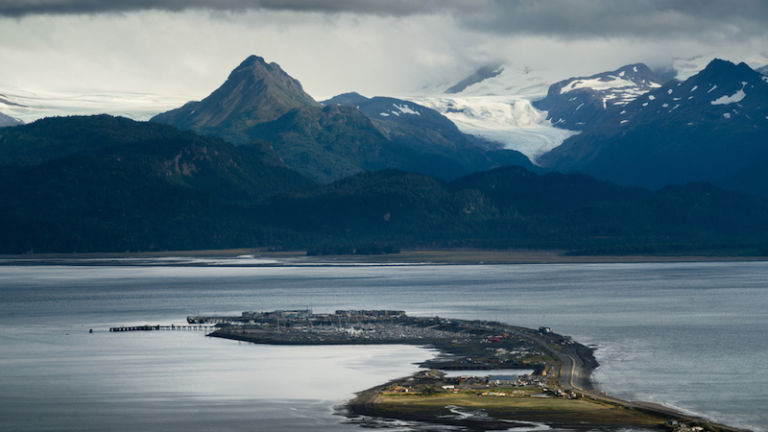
[2,55,768,254]
[2,114,768,254]
[533,63,666,130]
[539,59,768,197]
[152,56,533,182]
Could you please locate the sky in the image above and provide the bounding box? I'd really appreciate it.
[1,0,767,119]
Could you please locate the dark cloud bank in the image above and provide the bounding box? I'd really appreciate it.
[1,0,766,39]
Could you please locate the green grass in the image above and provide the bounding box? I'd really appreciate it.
[375,390,668,426]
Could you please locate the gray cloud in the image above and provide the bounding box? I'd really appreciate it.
[461,0,768,39]
[0,0,447,17]
[1,0,767,41]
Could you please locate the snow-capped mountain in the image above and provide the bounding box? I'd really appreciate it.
[538,59,768,196]
[409,63,670,161]
[533,63,665,130]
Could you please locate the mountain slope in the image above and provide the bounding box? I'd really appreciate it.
[254,166,768,254]
[0,114,312,202]
[152,55,319,143]
[246,104,402,182]
[0,115,317,253]
[322,93,537,178]
[539,59,768,196]
[533,63,665,130]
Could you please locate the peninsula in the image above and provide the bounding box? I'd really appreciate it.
[186,309,748,432]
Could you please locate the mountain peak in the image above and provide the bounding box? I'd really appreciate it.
[707,58,735,70]
[321,92,369,107]
[231,55,286,77]
[227,55,301,87]
[699,58,754,77]
[238,54,267,67]
[690,58,763,90]
[616,63,652,74]
[152,55,318,140]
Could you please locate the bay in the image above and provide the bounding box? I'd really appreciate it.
[0,260,766,431]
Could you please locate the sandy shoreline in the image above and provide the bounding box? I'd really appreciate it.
[2,248,767,265]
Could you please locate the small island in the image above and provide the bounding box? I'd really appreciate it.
[184,310,748,432]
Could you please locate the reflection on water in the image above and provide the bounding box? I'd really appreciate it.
[0,329,434,431]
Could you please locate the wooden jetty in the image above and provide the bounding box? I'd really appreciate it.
[109,324,215,332]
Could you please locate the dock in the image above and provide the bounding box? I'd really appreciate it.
[109,324,215,332]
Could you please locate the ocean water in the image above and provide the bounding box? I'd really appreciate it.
[0,260,766,431]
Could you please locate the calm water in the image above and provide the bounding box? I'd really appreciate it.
[0,260,766,431]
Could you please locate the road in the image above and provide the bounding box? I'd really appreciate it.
[522,328,752,432]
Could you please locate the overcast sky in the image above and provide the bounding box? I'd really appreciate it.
[1,0,767,106]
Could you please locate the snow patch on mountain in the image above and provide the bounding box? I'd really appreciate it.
[559,76,637,94]
[711,85,746,105]
[408,95,578,162]
[392,103,420,115]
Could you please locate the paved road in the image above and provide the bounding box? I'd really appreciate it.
[523,329,752,432]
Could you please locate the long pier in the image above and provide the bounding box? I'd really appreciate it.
[109,324,215,332]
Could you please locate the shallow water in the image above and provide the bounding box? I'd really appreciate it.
[0,260,766,431]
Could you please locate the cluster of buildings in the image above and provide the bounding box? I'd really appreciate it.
[190,309,407,325]
[385,369,580,400]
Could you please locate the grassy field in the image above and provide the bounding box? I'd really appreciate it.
[374,391,668,427]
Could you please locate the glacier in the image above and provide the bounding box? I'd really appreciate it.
[409,95,578,162]
[0,86,189,123]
